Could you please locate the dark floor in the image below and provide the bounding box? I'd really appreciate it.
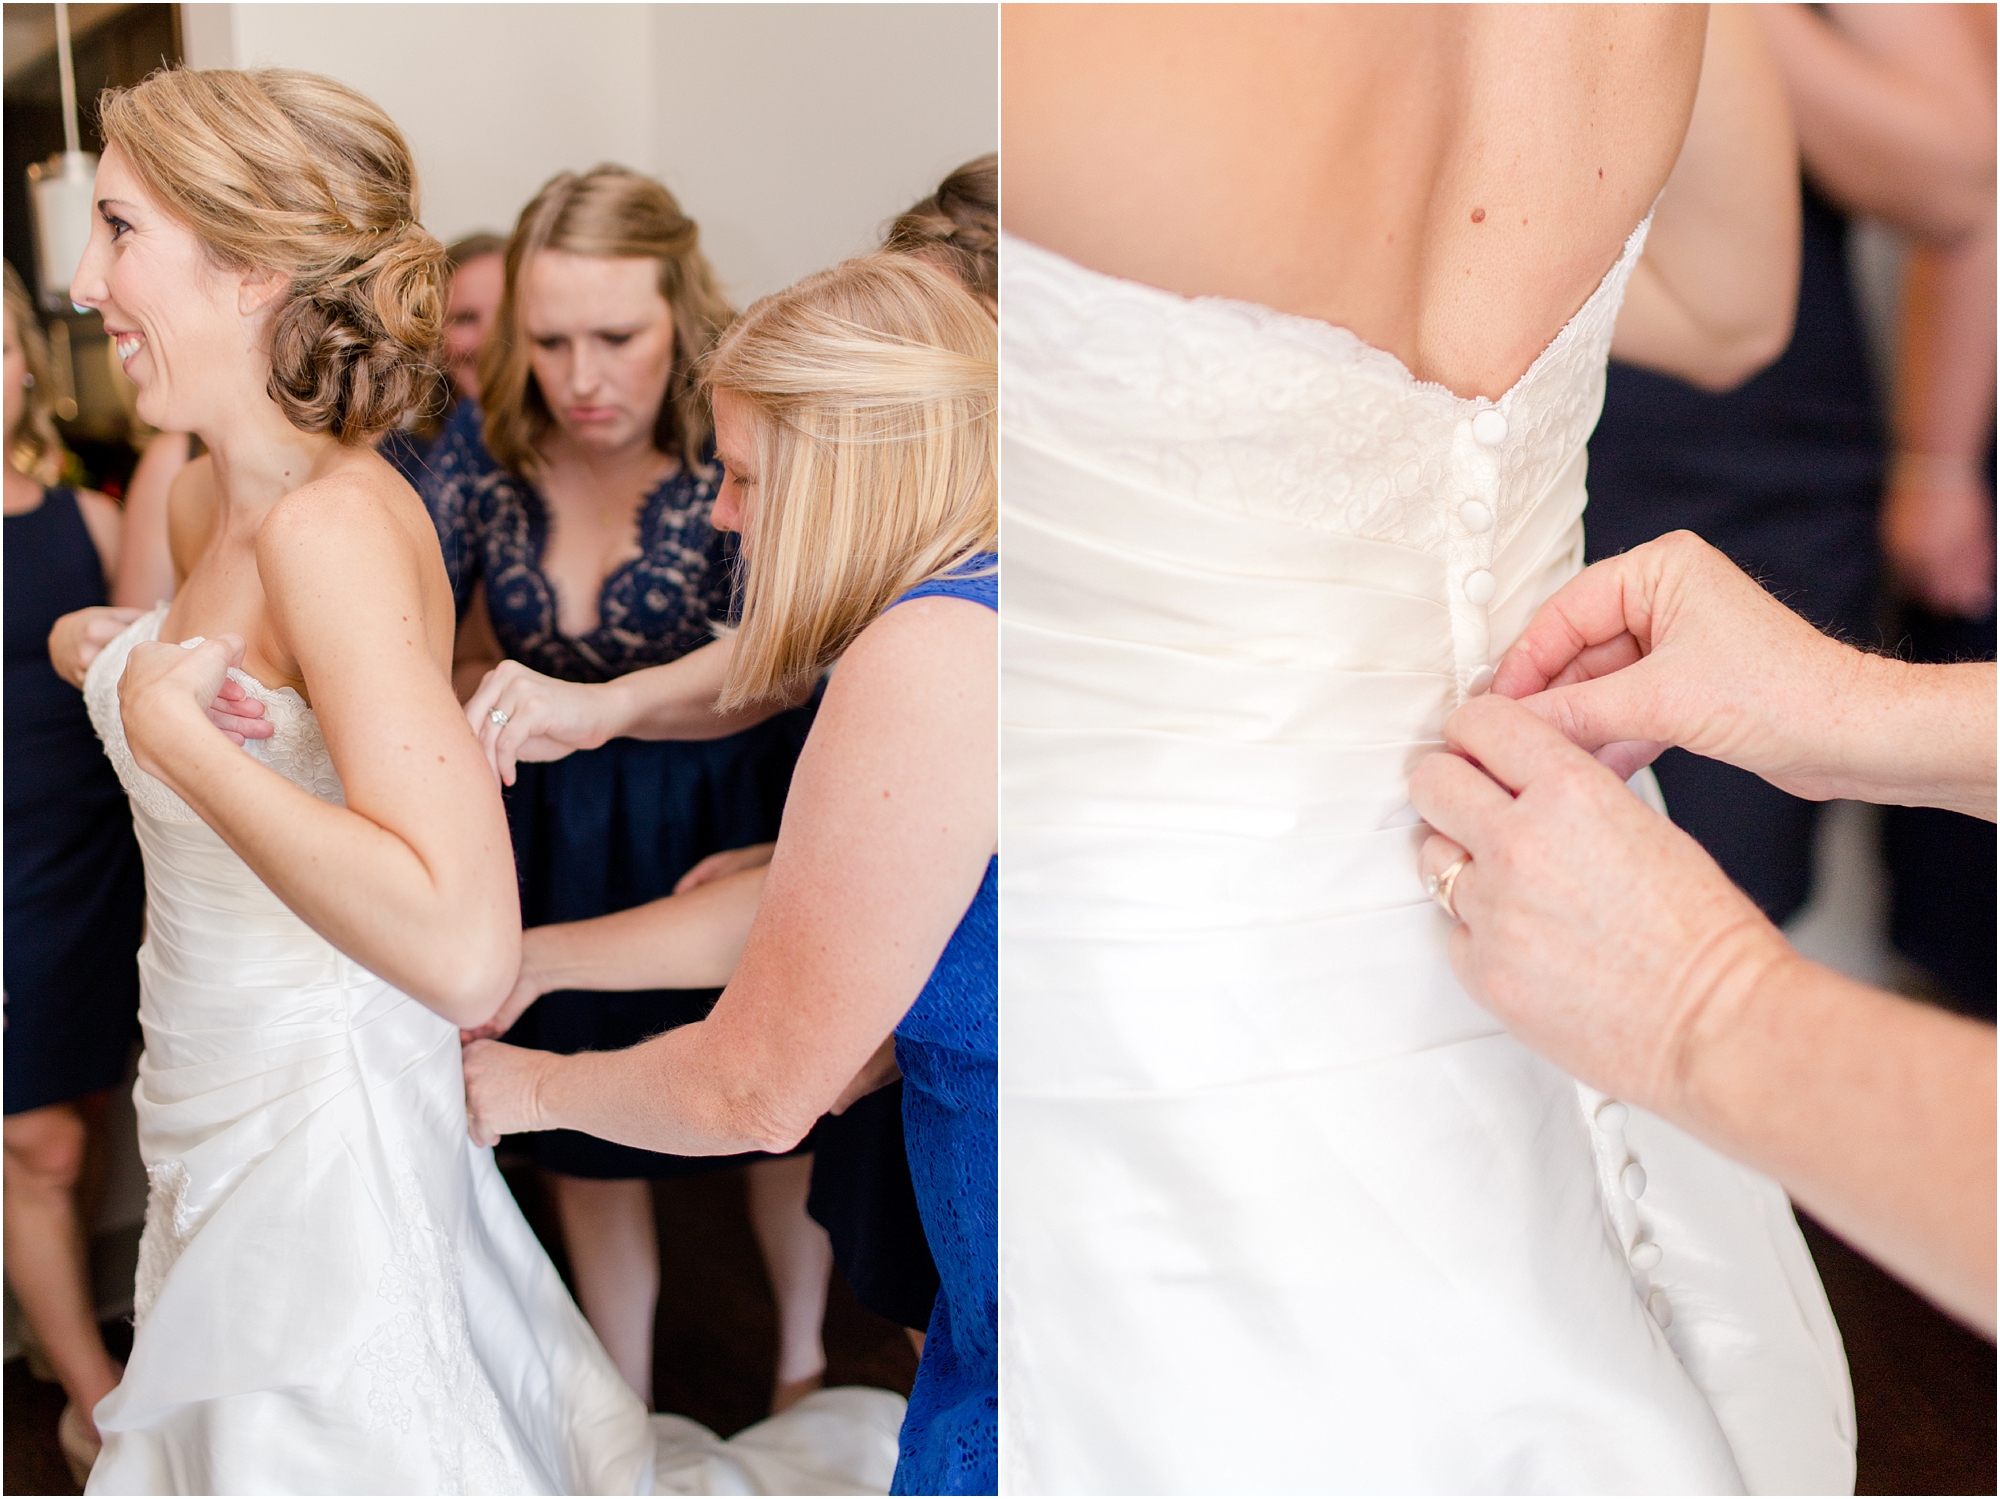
[5,1199,1993,1493]
[6,1160,918,1496]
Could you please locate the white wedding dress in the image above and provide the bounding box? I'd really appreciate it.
[81,608,904,1496]
[1000,221,1857,1494]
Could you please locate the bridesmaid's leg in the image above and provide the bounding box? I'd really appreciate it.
[3,1098,122,1437]
[746,1153,831,1410]
[548,1172,659,1407]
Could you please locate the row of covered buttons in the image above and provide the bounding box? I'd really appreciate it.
[1595,1098,1672,1327]
[1460,408,1506,604]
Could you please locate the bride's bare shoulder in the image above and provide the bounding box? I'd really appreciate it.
[255,448,454,644]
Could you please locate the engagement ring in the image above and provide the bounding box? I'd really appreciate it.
[488,708,511,727]
[1427,855,1470,921]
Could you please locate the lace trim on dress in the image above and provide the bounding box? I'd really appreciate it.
[1000,215,1651,553]
[355,1165,528,1495]
[81,606,348,817]
[132,1158,193,1328]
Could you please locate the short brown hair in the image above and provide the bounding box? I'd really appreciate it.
[882,153,997,306]
[445,232,506,272]
[480,167,733,476]
[98,67,448,442]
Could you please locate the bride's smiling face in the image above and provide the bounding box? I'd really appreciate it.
[69,142,275,433]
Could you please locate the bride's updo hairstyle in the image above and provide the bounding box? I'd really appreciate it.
[703,254,996,711]
[96,68,446,442]
[481,166,734,475]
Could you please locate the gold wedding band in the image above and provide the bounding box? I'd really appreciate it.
[1427,854,1470,920]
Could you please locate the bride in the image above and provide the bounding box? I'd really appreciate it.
[65,67,897,1494]
[1002,8,1854,1494]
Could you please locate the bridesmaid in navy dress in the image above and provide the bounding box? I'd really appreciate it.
[3,264,146,1481]
[423,168,828,1409]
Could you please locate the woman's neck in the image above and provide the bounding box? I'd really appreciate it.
[540,429,678,496]
[199,401,343,536]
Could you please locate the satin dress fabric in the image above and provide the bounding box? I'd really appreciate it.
[999,221,1856,1495]
[80,609,904,1497]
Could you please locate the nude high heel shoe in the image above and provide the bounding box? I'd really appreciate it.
[58,1400,101,1488]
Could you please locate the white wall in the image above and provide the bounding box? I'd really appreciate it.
[654,5,997,303]
[181,3,996,304]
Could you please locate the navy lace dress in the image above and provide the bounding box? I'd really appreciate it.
[883,560,997,1496]
[4,488,145,1114]
[423,400,815,1178]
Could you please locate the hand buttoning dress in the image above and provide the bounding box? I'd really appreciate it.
[999,218,1856,1495]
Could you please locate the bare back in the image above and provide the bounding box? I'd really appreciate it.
[1004,4,1707,400]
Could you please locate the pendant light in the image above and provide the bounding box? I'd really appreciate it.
[27,3,99,313]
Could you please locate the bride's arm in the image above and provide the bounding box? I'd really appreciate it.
[1612,4,1802,393]
[463,596,995,1154]
[120,476,521,1026]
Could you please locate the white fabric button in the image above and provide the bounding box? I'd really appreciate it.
[1621,1161,1648,1200]
[1463,570,1497,606]
[1472,409,1508,446]
[1629,1240,1663,1270]
[1458,499,1494,533]
[1466,666,1495,696]
[1647,1289,1674,1328]
[1594,1100,1629,1131]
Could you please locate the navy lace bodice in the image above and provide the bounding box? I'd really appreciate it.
[886,556,998,1496]
[422,400,733,681]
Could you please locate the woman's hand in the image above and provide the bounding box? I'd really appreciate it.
[118,633,248,781]
[462,1038,558,1147]
[1881,454,1997,617]
[1493,530,1862,793]
[1409,692,1792,1115]
[674,842,776,894]
[1494,529,1995,819]
[47,605,145,687]
[463,659,630,786]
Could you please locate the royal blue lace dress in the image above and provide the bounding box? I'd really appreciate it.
[423,401,815,1178]
[883,560,997,1496]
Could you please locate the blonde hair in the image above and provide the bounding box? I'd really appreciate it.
[704,254,996,711]
[5,261,64,483]
[481,166,733,476]
[882,154,998,306]
[97,67,447,442]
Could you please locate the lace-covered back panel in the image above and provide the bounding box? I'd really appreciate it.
[1003,216,1649,558]
[83,607,346,823]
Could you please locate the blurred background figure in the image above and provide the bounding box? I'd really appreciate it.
[442,231,507,411]
[423,165,830,1415]
[2,263,144,1485]
[1586,2,1995,1020]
